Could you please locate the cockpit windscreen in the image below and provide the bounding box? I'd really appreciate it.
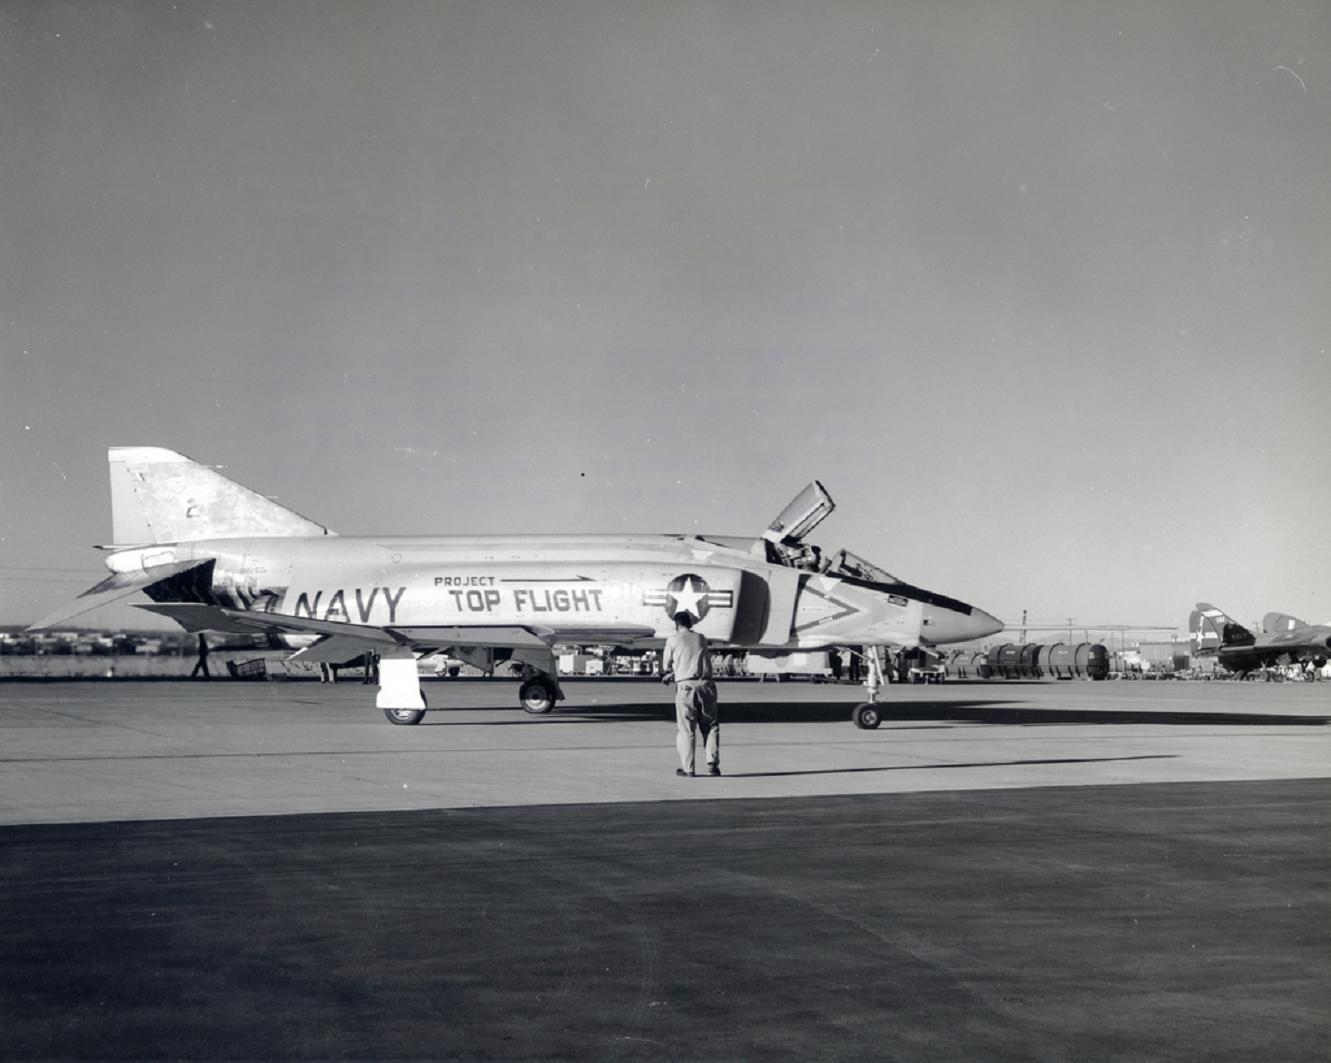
[824,549,901,585]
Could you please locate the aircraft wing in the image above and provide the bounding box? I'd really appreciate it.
[390,625,557,649]
[133,603,406,656]
[133,602,659,664]
[29,560,212,630]
[1262,613,1309,636]
[215,608,405,645]
[300,625,656,669]
[1260,627,1331,655]
[208,607,657,651]
[393,624,658,647]
[216,611,558,651]
[289,635,385,664]
[135,602,273,634]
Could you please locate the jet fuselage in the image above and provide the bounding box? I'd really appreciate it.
[128,533,999,651]
[33,449,1004,724]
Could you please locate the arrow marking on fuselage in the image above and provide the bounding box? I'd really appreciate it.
[792,585,862,633]
[499,576,595,583]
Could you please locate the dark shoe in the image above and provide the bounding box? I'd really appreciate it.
[708,764,721,776]
[675,768,693,777]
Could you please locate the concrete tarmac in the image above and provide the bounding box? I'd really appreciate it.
[1,677,1329,1059]
[2,677,1329,824]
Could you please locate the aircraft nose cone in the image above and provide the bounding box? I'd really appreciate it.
[923,603,1004,644]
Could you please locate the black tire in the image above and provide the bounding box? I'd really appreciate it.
[519,678,557,714]
[852,703,882,730]
[383,707,426,726]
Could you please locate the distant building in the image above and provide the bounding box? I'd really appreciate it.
[1139,640,1189,673]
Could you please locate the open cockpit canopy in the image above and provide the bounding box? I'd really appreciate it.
[763,481,834,546]
[752,482,903,585]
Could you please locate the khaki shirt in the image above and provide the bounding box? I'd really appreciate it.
[664,629,712,682]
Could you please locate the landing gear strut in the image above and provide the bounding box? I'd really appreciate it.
[852,646,885,729]
[378,650,427,725]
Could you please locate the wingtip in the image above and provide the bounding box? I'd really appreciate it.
[108,446,192,464]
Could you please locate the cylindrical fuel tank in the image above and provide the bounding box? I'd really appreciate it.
[945,651,984,679]
[994,643,1023,679]
[1086,643,1109,680]
[1018,643,1041,678]
[1033,643,1054,678]
[1045,642,1074,679]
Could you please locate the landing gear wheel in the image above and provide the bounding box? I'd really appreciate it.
[519,678,557,715]
[853,703,882,730]
[383,706,426,726]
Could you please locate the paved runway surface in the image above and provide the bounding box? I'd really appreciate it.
[2,678,1329,1059]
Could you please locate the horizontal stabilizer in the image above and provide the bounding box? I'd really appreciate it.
[28,560,211,630]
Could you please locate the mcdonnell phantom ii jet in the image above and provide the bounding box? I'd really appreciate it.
[31,447,1003,727]
[1189,602,1331,676]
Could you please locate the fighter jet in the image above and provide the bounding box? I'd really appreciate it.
[30,447,1003,726]
[1189,602,1331,676]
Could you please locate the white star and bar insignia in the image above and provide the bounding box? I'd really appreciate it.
[643,573,734,620]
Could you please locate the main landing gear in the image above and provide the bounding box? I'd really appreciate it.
[376,648,564,725]
[384,703,427,726]
[519,674,560,714]
[382,672,562,724]
[378,651,429,725]
[852,646,886,730]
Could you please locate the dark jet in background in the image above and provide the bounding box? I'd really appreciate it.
[1190,602,1331,676]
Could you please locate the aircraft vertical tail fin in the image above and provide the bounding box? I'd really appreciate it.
[109,447,333,544]
[1189,602,1254,655]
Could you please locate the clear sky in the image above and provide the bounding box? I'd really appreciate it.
[3,1,1329,634]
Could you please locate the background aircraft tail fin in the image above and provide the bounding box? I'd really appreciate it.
[1189,602,1254,655]
[109,447,333,544]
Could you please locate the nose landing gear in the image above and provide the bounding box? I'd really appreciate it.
[852,646,886,729]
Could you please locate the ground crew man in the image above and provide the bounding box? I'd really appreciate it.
[661,612,720,776]
[189,634,211,679]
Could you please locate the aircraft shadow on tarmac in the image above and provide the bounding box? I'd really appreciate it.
[719,753,1179,779]
[431,700,1329,728]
